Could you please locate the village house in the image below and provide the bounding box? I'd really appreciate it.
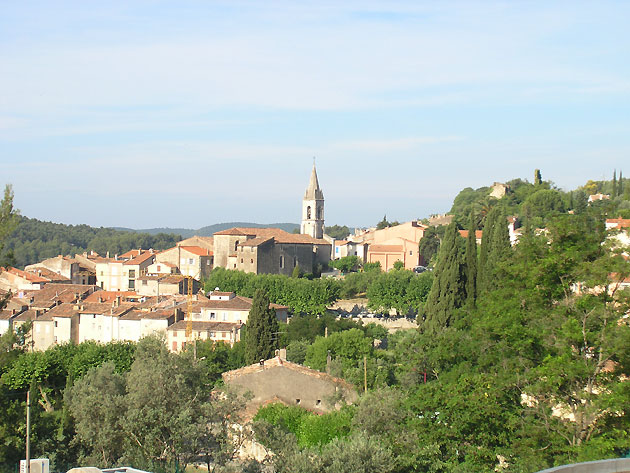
[135,274,200,297]
[25,255,80,284]
[156,245,212,279]
[0,267,50,292]
[359,221,428,271]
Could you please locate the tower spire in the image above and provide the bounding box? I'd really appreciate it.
[305,160,323,200]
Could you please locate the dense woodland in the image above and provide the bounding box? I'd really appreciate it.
[2,172,630,472]
[1,216,181,269]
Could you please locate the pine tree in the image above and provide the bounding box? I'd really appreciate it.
[612,170,617,197]
[422,222,466,332]
[534,169,542,186]
[465,214,478,307]
[244,289,279,364]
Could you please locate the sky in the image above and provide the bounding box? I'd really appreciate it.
[1,1,629,229]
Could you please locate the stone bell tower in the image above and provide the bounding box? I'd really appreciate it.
[301,161,324,239]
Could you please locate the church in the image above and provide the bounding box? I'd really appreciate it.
[212,164,331,275]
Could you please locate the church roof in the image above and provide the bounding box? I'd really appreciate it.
[304,163,324,200]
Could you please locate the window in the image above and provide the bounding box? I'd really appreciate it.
[54,336,57,343]
[157,265,161,271]
[241,258,243,263]
[295,399,301,405]
[280,256,284,268]
[293,257,297,267]
[172,341,177,351]
[189,258,194,265]
[234,240,240,251]
[250,259,253,263]
[54,321,58,328]
[128,280,135,290]
[100,271,104,276]
[173,331,177,338]
[222,332,227,338]
[142,280,147,286]
[233,264,236,269]
[335,247,339,254]
[210,331,215,338]
[316,399,322,406]
[306,206,311,219]
[210,312,216,320]
[222,313,227,321]
[129,269,136,278]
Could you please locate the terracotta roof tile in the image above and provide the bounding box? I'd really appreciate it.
[167,320,241,331]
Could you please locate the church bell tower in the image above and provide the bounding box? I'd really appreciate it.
[301,162,324,239]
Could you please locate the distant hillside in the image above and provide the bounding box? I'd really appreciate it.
[114,222,300,238]
[3,217,182,269]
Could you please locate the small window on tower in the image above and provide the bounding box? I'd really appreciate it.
[306,206,311,219]
[280,256,284,268]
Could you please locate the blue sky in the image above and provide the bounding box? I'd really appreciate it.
[1,1,629,229]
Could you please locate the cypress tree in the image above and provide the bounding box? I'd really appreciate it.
[483,210,512,293]
[619,170,623,196]
[465,213,478,307]
[422,222,466,333]
[613,170,617,197]
[477,207,498,293]
[244,289,279,364]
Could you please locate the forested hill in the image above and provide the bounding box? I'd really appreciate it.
[114,222,300,238]
[2,217,182,269]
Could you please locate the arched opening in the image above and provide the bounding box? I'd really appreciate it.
[306,206,311,219]
[234,240,239,252]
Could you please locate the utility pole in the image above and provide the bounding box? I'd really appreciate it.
[26,389,31,473]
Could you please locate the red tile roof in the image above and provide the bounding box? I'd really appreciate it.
[179,246,212,256]
[607,218,630,229]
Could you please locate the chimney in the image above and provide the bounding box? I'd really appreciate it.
[276,348,287,360]
[98,296,103,303]
[106,251,110,258]
[115,295,121,307]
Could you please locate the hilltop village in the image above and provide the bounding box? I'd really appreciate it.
[2,168,630,473]
[1,167,627,355]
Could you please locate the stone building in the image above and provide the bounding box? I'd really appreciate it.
[301,163,325,239]
[213,227,330,276]
[223,350,358,416]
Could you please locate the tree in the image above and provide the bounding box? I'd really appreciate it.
[65,363,127,467]
[612,169,617,197]
[326,225,350,240]
[244,289,279,364]
[534,168,542,185]
[418,226,441,266]
[465,214,478,307]
[619,170,624,196]
[422,222,466,332]
[330,256,360,273]
[376,215,390,230]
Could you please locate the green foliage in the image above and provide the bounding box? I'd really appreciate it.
[244,289,279,364]
[330,255,361,273]
[418,226,443,266]
[464,214,477,307]
[422,222,466,332]
[254,403,354,448]
[325,225,350,240]
[205,267,341,315]
[367,270,432,315]
[363,261,381,273]
[195,339,247,383]
[2,216,181,269]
